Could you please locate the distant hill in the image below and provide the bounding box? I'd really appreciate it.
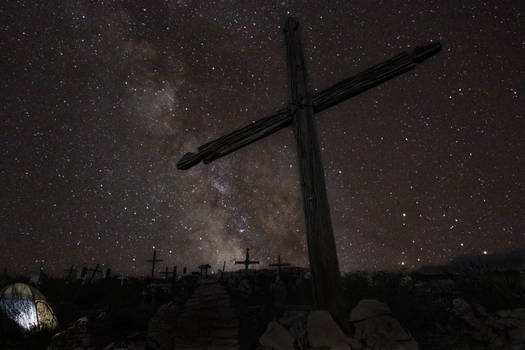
[416,247,525,274]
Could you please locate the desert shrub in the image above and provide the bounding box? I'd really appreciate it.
[454,270,523,311]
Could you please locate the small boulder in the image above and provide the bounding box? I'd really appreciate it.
[350,300,418,350]
[147,302,180,350]
[259,321,295,350]
[47,317,90,350]
[330,342,352,350]
[307,310,347,347]
[350,300,391,322]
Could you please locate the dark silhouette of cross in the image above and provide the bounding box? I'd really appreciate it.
[220,261,226,279]
[270,255,291,275]
[199,264,211,278]
[117,272,128,287]
[80,266,87,280]
[160,266,172,280]
[172,265,177,282]
[175,16,440,328]
[146,249,163,280]
[235,248,259,272]
[87,264,102,283]
[64,265,77,279]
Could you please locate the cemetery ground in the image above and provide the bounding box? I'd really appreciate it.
[1,267,524,349]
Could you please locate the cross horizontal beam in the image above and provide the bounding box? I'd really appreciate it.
[177,42,440,170]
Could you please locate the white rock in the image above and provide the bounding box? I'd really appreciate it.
[350,300,391,322]
[354,315,418,350]
[259,321,295,350]
[279,311,307,327]
[330,342,352,350]
[307,310,347,347]
[346,337,364,349]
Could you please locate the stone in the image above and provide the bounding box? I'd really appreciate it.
[259,321,295,350]
[307,310,347,347]
[239,279,253,299]
[353,315,418,347]
[331,342,352,350]
[350,300,391,322]
[451,298,482,329]
[47,317,90,350]
[345,337,364,349]
[350,300,418,350]
[273,279,288,305]
[279,311,307,327]
[147,302,180,350]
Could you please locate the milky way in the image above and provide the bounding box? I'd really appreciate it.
[2,1,524,276]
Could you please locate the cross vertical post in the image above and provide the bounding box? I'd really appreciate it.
[220,261,226,279]
[64,265,77,280]
[146,249,163,280]
[175,14,440,331]
[284,17,347,328]
[172,265,177,282]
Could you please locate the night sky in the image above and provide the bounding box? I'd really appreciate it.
[2,1,524,277]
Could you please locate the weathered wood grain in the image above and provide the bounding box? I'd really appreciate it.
[284,16,348,330]
[176,42,440,170]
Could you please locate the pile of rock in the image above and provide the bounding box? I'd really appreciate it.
[149,280,239,349]
[258,299,418,350]
[47,313,157,350]
[449,297,525,349]
[350,299,418,350]
[147,302,181,349]
[47,317,90,350]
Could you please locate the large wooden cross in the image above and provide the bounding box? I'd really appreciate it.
[176,17,440,327]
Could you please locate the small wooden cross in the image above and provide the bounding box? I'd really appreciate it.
[176,16,440,327]
[79,266,87,280]
[160,266,172,280]
[87,264,102,283]
[117,272,128,287]
[235,248,259,273]
[220,261,226,279]
[146,249,163,280]
[64,265,77,280]
[172,265,178,282]
[270,255,291,276]
[198,264,211,278]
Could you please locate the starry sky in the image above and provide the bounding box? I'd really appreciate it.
[2,1,524,277]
